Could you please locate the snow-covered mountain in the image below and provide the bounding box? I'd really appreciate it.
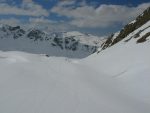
[0,6,149,113]
[0,25,105,58]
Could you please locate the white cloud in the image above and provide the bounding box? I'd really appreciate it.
[0,17,72,32]
[0,18,22,26]
[0,1,49,17]
[29,17,56,24]
[28,17,73,32]
[51,2,150,28]
[22,0,33,2]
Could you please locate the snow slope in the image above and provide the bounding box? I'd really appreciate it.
[0,20,150,113]
[83,20,150,110]
[0,47,149,113]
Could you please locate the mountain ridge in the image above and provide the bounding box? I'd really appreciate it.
[0,24,105,58]
[101,7,150,50]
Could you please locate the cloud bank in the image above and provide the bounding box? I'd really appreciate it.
[51,2,150,28]
[0,0,149,36]
[0,0,49,17]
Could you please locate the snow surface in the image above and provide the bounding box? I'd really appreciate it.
[0,21,150,113]
[0,39,150,113]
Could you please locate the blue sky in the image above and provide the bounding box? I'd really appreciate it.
[0,0,149,36]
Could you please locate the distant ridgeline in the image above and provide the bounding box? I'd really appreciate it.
[0,25,104,58]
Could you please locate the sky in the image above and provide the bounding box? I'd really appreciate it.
[0,0,149,36]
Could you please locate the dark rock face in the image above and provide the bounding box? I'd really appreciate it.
[53,37,63,49]
[101,34,114,50]
[27,29,46,41]
[9,26,20,31]
[0,25,25,39]
[137,32,150,43]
